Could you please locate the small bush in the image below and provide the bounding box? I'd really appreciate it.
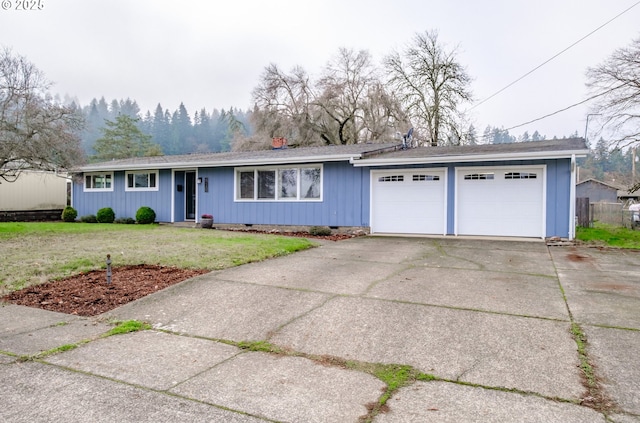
[309,226,332,236]
[114,217,136,224]
[96,207,115,223]
[136,206,156,224]
[61,206,77,222]
[80,214,98,223]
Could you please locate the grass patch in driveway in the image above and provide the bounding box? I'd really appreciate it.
[0,222,314,294]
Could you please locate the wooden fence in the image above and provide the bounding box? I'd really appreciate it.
[578,200,637,228]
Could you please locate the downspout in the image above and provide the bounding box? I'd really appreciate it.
[569,154,577,240]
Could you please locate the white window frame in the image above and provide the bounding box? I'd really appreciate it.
[234,164,323,202]
[125,170,159,192]
[83,172,114,192]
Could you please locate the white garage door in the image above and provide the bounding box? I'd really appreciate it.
[371,169,446,234]
[456,166,545,238]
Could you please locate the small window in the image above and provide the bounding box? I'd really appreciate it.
[413,174,440,181]
[125,171,159,191]
[378,175,404,182]
[84,173,113,191]
[464,173,494,180]
[257,170,276,199]
[505,172,537,179]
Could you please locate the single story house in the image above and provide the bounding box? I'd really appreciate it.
[71,138,588,239]
[576,178,640,203]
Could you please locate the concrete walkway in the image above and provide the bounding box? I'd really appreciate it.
[1,236,639,422]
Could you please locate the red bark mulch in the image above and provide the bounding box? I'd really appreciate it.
[2,265,208,317]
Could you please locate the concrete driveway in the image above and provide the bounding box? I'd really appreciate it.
[1,236,639,422]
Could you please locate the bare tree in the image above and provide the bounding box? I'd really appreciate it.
[384,30,473,146]
[250,49,406,148]
[251,63,319,146]
[0,48,84,182]
[586,36,640,150]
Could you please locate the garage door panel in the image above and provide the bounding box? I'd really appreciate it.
[372,170,446,235]
[457,167,544,238]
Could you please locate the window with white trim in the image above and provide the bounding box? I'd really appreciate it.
[505,172,537,179]
[413,174,440,181]
[84,172,113,191]
[236,165,322,201]
[464,173,494,180]
[125,170,159,191]
[378,175,404,182]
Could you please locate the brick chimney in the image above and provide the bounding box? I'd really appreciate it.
[272,137,287,149]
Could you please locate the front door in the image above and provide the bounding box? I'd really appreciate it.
[185,171,196,220]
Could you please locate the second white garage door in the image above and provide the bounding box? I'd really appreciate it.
[455,166,545,238]
[371,168,446,234]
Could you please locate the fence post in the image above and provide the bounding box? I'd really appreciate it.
[106,254,112,284]
[576,197,590,227]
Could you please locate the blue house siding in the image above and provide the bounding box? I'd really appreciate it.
[196,161,366,227]
[72,170,173,222]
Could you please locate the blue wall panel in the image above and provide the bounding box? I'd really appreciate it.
[196,162,366,227]
[73,170,172,222]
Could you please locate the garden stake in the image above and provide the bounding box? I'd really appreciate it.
[106,254,112,284]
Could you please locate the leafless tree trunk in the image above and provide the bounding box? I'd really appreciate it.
[384,30,473,146]
[586,36,640,150]
[0,48,84,182]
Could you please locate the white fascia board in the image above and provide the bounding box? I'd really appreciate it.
[351,149,590,167]
[78,154,363,172]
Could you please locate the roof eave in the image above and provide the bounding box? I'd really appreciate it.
[77,154,364,173]
[352,149,590,167]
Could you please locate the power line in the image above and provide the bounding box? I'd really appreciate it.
[505,82,627,133]
[468,0,640,113]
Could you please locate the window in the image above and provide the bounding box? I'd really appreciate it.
[125,170,159,191]
[413,174,440,181]
[378,175,404,182]
[505,172,537,179]
[464,173,494,180]
[236,165,322,201]
[84,173,113,191]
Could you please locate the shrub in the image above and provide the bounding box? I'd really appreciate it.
[96,207,115,223]
[80,214,98,223]
[114,217,136,224]
[309,226,332,236]
[135,206,156,224]
[61,206,77,222]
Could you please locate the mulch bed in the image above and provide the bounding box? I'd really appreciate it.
[2,265,208,317]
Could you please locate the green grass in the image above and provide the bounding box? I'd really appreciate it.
[0,222,315,294]
[576,223,640,249]
[104,320,152,337]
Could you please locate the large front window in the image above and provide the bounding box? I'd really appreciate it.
[125,170,159,191]
[236,165,322,201]
[84,173,113,191]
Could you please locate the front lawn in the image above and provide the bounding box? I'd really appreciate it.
[0,222,314,294]
[576,223,640,249]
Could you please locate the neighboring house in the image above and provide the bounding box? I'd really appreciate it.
[576,178,640,203]
[0,170,69,221]
[71,138,588,239]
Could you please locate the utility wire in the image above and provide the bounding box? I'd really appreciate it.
[468,0,640,112]
[477,82,628,141]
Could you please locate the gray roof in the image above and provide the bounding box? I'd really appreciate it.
[77,138,589,172]
[356,138,589,165]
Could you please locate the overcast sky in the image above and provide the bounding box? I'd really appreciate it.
[1,0,639,143]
